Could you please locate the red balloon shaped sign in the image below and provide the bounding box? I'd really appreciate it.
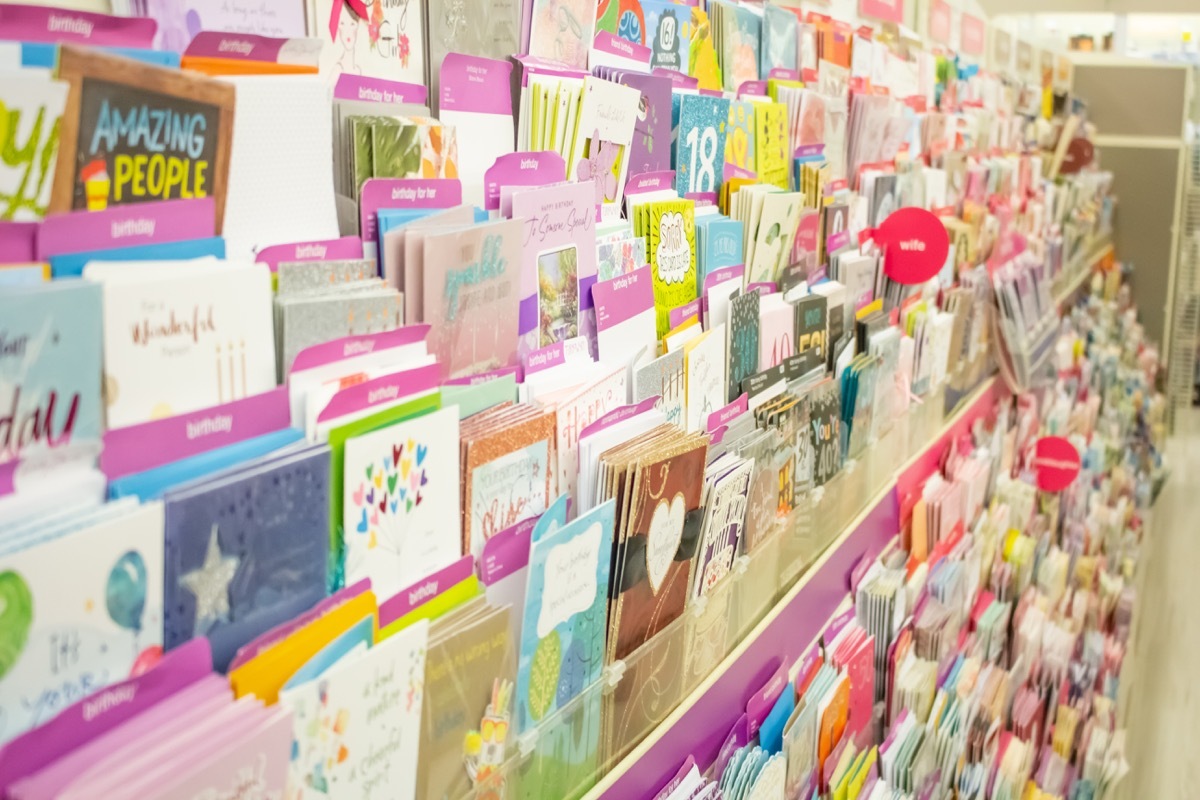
[1059,138,1095,176]
[1033,436,1082,492]
[877,207,951,285]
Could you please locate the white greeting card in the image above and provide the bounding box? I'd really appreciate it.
[85,261,276,429]
[684,324,726,432]
[281,619,429,800]
[342,406,461,597]
[311,0,426,86]
[567,78,641,211]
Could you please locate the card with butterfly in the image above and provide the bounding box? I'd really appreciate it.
[342,406,462,598]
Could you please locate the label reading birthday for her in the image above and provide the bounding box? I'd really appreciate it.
[74,78,220,210]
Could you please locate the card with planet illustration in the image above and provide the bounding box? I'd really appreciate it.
[0,500,165,746]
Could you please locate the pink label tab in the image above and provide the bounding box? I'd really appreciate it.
[705,264,746,293]
[333,73,427,104]
[479,516,538,584]
[257,236,364,272]
[442,365,522,386]
[824,607,857,643]
[593,265,654,331]
[100,386,290,481]
[714,714,749,778]
[668,297,702,328]
[794,144,825,159]
[288,325,430,375]
[651,67,699,89]
[514,54,588,86]
[0,460,15,497]
[684,191,717,207]
[440,53,514,116]
[746,282,776,296]
[316,362,440,423]
[0,4,156,46]
[746,662,788,737]
[184,31,317,64]
[707,393,748,433]
[592,30,651,66]
[738,80,768,97]
[652,756,699,800]
[484,151,566,211]
[878,207,950,285]
[858,0,904,24]
[36,197,215,260]
[579,396,659,440]
[724,163,757,182]
[523,340,566,374]
[827,230,851,253]
[0,221,37,263]
[769,67,800,81]
[359,178,463,242]
[379,555,474,626]
[625,170,675,195]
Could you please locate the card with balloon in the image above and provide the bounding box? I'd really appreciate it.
[0,500,165,746]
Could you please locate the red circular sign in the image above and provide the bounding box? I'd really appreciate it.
[877,207,951,285]
[1059,138,1095,175]
[1033,436,1082,492]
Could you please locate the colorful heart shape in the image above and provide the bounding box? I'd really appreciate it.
[366,488,374,505]
[410,471,419,493]
[390,500,398,513]
[370,511,380,526]
[366,464,373,480]
[400,458,411,481]
[368,530,377,549]
[416,444,428,466]
[406,498,414,513]
[387,474,398,494]
[379,494,387,513]
[416,491,423,506]
[420,471,428,487]
[374,472,382,489]
[356,509,368,533]
[393,443,402,467]
[352,485,364,507]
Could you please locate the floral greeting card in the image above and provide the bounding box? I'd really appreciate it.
[342,406,461,598]
[314,0,427,86]
[569,78,641,211]
[527,0,597,67]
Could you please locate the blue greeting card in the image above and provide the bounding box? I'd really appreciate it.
[516,495,614,734]
[0,280,102,466]
[697,215,745,280]
[162,444,330,671]
[643,0,690,71]
[675,95,731,195]
[48,237,226,278]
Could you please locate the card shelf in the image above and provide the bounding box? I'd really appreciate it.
[444,375,996,800]
[1053,232,1114,306]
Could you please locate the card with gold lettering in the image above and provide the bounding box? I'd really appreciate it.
[51,46,235,231]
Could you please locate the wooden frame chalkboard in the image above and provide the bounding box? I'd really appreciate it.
[51,45,235,232]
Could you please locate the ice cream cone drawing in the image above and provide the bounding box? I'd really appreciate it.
[81,158,110,211]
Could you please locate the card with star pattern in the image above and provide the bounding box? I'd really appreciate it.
[0,500,165,746]
[162,443,330,672]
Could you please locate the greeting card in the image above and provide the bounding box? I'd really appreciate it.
[642,0,691,70]
[422,219,523,379]
[617,72,672,175]
[569,78,640,210]
[281,619,429,800]
[0,73,67,221]
[342,406,461,597]
[761,4,798,78]
[427,0,520,108]
[312,0,427,86]
[675,95,731,195]
[85,261,276,430]
[0,281,102,465]
[634,349,685,428]
[511,182,598,356]
[728,290,760,400]
[642,199,697,338]
[724,100,757,174]
[755,102,790,189]
[716,1,761,92]
[527,0,597,67]
[163,444,330,671]
[0,502,165,745]
[516,498,614,732]
[684,324,726,432]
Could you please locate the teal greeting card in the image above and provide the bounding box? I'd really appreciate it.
[676,95,732,195]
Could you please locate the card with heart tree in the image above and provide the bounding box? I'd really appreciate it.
[342,406,461,597]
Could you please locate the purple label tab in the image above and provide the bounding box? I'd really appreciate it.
[316,362,440,423]
[626,171,676,196]
[514,54,588,86]
[827,230,851,253]
[738,80,768,97]
[707,393,748,433]
[184,31,319,64]
[794,144,826,159]
[37,197,216,260]
[333,73,427,104]
[593,266,654,331]
[579,396,660,440]
[769,67,800,81]
[288,325,430,376]
[100,386,290,481]
[723,163,757,182]
[668,297,702,329]
[704,264,746,293]
[0,221,37,263]
[257,236,363,272]
[442,365,522,386]
[652,756,698,800]
[745,662,787,737]
[0,4,156,46]
[746,282,776,296]
[440,53,514,116]
[651,68,699,89]
[592,30,651,66]
[359,178,462,242]
[823,607,857,644]
[0,460,15,497]
[0,638,211,789]
[523,340,567,374]
[379,555,474,626]
[479,515,538,584]
[484,151,566,211]
[713,714,749,778]
[684,191,718,207]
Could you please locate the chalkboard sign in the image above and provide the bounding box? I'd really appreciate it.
[50,46,235,232]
